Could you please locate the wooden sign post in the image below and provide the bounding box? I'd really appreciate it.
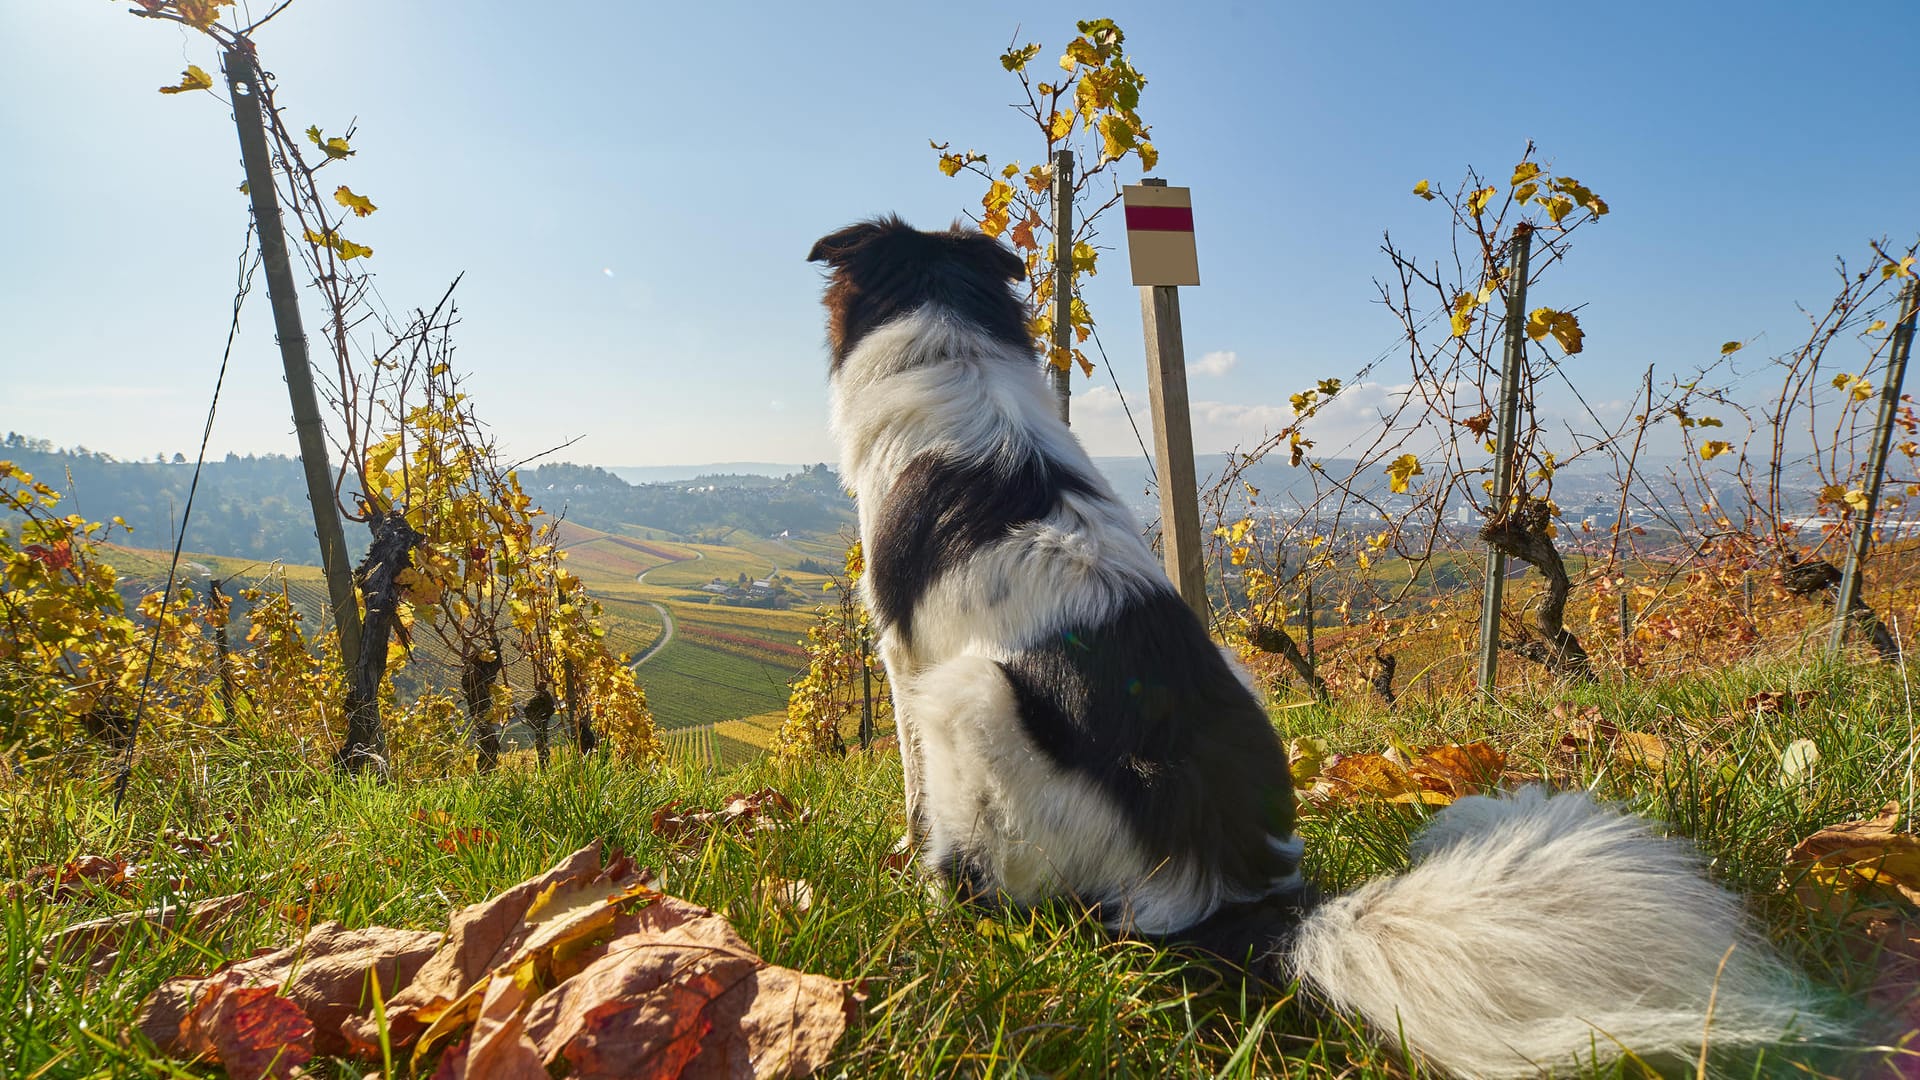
[1124,180,1208,623]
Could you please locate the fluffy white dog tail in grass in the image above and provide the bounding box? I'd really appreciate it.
[1288,787,1831,1078]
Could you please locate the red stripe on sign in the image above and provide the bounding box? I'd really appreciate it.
[1124,204,1194,232]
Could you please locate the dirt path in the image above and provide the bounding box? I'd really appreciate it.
[630,602,674,667]
[630,549,700,668]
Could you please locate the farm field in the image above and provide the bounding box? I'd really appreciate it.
[573,527,827,739]
[89,521,833,759]
[633,636,800,732]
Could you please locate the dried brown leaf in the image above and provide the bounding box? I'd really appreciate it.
[148,969,315,1080]
[760,877,814,917]
[356,842,606,1050]
[407,860,658,1068]
[1408,742,1507,798]
[1313,753,1419,801]
[23,854,133,901]
[140,921,441,1059]
[522,894,850,1079]
[1786,803,1920,916]
[437,828,499,854]
[1745,690,1817,715]
[44,892,252,976]
[651,789,802,848]
[448,962,547,1080]
[134,842,848,1079]
[1612,731,1670,770]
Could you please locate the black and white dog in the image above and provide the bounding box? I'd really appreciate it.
[808,217,1829,1077]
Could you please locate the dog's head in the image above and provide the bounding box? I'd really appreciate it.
[807,216,1027,369]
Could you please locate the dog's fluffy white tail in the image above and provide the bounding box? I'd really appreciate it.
[1288,787,1829,1078]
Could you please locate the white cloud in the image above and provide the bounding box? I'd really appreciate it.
[1068,380,1442,460]
[1192,350,1238,376]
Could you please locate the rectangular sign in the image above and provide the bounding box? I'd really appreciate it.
[1123,183,1199,287]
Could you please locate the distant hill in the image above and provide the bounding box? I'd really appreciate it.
[607,462,810,485]
[1,435,364,565]
[1,435,856,564]
[522,462,854,542]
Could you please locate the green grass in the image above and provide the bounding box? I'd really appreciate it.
[8,658,1920,1077]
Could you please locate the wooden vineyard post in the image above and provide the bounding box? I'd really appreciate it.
[1476,226,1534,698]
[225,47,377,765]
[1829,276,1919,659]
[1048,148,1074,423]
[1125,180,1207,624]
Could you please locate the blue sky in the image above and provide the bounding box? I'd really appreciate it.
[3,1,1916,471]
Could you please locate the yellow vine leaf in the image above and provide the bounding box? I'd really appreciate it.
[1060,38,1101,71]
[1699,440,1732,460]
[1511,162,1541,186]
[1049,109,1074,140]
[158,65,213,95]
[305,126,355,161]
[1412,179,1435,201]
[1514,182,1538,204]
[175,0,232,29]
[1880,256,1914,280]
[334,186,377,217]
[1541,195,1575,224]
[1386,453,1423,494]
[1721,341,1744,354]
[1100,114,1136,161]
[1450,292,1477,337]
[1869,320,1889,333]
[303,227,373,261]
[1844,488,1871,513]
[1832,374,1874,401]
[1000,43,1042,71]
[1527,308,1584,354]
[980,180,1015,238]
[1466,186,1497,216]
[1552,176,1609,217]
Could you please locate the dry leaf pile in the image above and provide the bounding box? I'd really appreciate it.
[408,809,502,854]
[1550,702,1673,770]
[16,829,231,902]
[1290,738,1509,807]
[133,842,854,1080]
[650,787,808,848]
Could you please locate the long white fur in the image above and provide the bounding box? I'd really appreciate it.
[1292,787,1831,1076]
[832,302,1830,1074]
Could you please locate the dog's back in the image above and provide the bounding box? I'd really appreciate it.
[809,218,1304,942]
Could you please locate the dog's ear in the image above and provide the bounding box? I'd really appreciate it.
[807,220,887,266]
[959,231,1025,283]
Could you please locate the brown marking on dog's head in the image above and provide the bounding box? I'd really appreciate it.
[807,216,1027,369]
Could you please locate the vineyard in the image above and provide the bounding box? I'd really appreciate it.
[6,4,1920,1078]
